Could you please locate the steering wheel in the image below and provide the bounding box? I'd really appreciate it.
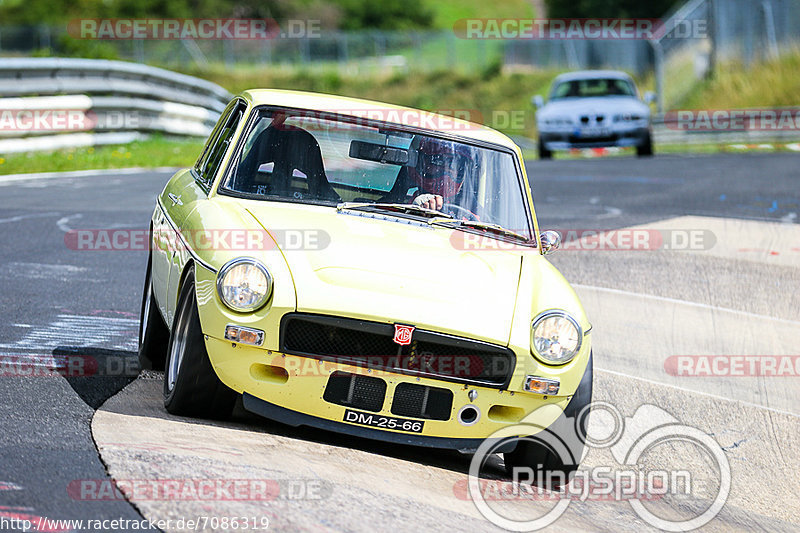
[442,203,479,221]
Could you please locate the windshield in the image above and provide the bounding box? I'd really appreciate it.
[550,78,636,99]
[220,108,533,240]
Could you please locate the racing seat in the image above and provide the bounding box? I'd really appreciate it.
[236,124,340,201]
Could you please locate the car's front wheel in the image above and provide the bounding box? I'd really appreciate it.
[538,138,553,160]
[503,352,593,488]
[637,131,654,157]
[163,268,237,419]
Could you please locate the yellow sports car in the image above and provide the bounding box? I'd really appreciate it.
[138,89,593,478]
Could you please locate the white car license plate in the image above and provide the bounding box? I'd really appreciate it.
[577,127,610,138]
[343,409,424,433]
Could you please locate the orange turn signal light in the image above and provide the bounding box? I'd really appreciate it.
[524,376,560,395]
[224,324,265,346]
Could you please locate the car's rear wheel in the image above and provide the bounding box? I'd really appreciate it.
[163,268,237,419]
[637,131,654,157]
[538,139,553,160]
[138,255,169,371]
[503,352,593,488]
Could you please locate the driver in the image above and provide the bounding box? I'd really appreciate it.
[408,138,473,211]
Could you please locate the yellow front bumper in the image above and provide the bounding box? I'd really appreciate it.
[204,336,573,444]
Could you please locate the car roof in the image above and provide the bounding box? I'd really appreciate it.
[552,70,634,83]
[239,89,517,150]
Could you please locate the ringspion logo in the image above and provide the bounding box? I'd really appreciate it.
[467,402,730,531]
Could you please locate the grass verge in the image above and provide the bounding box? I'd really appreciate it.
[178,64,560,138]
[0,136,204,176]
[680,49,800,109]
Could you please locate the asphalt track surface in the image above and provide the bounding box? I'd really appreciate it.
[0,153,797,532]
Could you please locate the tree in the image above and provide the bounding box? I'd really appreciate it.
[332,0,434,30]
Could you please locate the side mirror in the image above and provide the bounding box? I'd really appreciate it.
[532,95,545,109]
[644,91,656,104]
[540,230,561,254]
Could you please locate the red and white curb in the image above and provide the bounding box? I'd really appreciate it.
[729,143,800,152]
[568,147,622,157]
[564,143,800,157]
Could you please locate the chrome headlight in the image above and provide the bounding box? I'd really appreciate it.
[544,117,573,126]
[216,258,273,312]
[614,113,644,122]
[531,310,582,365]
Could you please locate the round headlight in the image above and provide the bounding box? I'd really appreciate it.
[216,258,273,312]
[531,311,582,365]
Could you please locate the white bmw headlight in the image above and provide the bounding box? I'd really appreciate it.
[216,258,273,312]
[544,117,573,126]
[615,113,644,122]
[531,311,582,365]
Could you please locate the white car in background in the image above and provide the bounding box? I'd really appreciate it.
[533,70,655,159]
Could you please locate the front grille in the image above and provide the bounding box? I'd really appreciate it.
[391,383,452,421]
[281,313,515,388]
[323,371,386,412]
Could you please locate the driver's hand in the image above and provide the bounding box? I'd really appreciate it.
[412,193,443,211]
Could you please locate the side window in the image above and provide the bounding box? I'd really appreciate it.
[194,104,234,174]
[195,101,247,185]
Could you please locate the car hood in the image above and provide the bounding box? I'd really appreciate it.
[245,202,524,345]
[539,97,649,119]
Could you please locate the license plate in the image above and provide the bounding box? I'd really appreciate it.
[343,409,424,433]
[577,127,609,138]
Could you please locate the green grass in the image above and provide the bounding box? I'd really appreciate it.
[0,136,203,175]
[178,64,561,138]
[679,49,800,109]
[427,0,534,29]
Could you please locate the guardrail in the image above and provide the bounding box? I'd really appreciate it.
[0,58,232,153]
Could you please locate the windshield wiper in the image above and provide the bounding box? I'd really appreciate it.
[428,218,531,242]
[337,202,454,219]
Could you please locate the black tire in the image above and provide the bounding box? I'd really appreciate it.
[538,138,552,160]
[163,269,236,419]
[637,131,654,157]
[503,352,593,488]
[138,255,169,371]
